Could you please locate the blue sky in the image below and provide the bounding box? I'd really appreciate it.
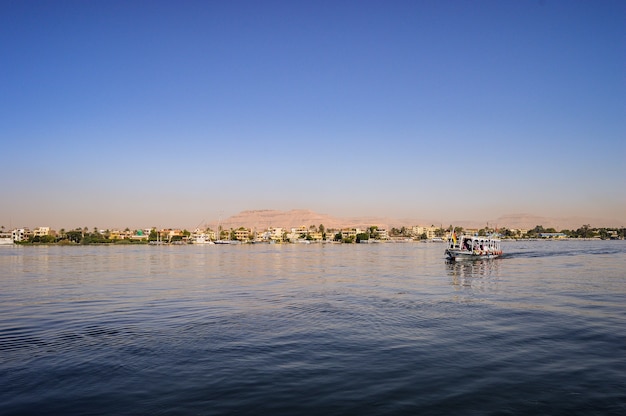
[1,0,624,229]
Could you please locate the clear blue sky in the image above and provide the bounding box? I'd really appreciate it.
[1,0,624,229]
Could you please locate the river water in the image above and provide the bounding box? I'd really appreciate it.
[1,241,625,415]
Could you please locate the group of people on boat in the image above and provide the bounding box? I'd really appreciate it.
[462,238,502,256]
[448,234,503,257]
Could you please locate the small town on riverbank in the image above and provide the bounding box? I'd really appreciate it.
[1,223,624,245]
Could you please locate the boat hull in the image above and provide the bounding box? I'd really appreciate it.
[445,249,501,261]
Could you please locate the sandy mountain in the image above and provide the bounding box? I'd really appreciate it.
[213,209,393,231]
[207,209,621,232]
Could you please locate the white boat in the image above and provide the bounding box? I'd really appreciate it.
[191,233,214,245]
[0,233,14,245]
[445,233,502,261]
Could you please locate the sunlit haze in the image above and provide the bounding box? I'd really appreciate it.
[2,0,624,230]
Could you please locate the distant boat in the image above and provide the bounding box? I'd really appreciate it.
[214,214,229,244]
[214,240,242,245]
[445,233,502,261]
[0,233,14,245]
[149,229,167,245]
[191,233,214,245]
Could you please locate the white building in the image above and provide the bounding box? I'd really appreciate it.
[33,227,50,237]
[12,228,26,242]
[269,227,284,241]
[412,226,438,239]
[376,228,390,240]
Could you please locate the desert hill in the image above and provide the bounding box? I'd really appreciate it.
[214,209,395,230]
[206,209,622,231]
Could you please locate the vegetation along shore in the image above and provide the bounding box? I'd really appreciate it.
[2,223,624,245]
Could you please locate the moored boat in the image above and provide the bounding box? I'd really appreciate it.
[191,233,214,245]
[0,233,14,245]
[445,233,502,261]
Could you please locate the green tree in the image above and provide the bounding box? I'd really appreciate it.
[32,235,55,244]
[319,224,326,240]
[525,225,545,238]
[66,230,82,243]
[577,224,592,238]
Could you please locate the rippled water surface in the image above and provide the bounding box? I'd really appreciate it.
[1,241,625,415]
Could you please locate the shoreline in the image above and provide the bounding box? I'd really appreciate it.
[3,237,623,247]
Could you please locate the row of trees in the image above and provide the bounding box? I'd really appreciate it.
[388,225,626,240]
[23,227,185,245]
[520,225,625,239]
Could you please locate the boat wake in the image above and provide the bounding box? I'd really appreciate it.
[502,244,625,259]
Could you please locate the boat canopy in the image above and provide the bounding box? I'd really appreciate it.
[448,235,501,252]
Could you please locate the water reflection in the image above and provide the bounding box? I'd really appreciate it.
[446,259,501,289]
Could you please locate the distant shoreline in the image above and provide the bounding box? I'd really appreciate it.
[4,237,623,247]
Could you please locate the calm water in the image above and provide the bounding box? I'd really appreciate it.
[1,241,625,415]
